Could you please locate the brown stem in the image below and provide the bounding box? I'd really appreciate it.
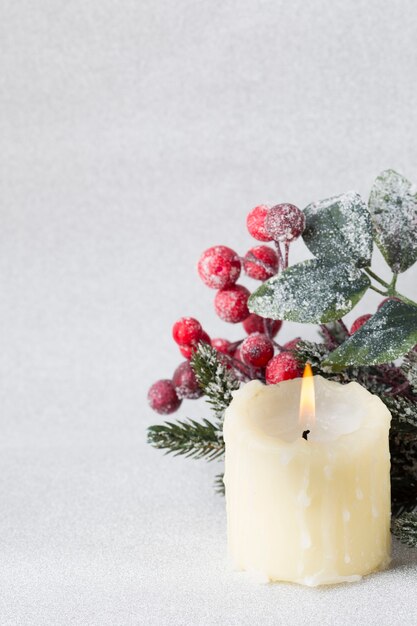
[274,241,284,271]
[227,339,244,353]
[320,324,337,349]
[284,242,290,269]
[239,253,277,276]
[387,381,411,396]
[337,319,350,336]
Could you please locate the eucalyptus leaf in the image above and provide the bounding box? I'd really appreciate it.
[323,299,417,369]
[368,170,417,273]
[303,191,373,267]
[248,259,370,323]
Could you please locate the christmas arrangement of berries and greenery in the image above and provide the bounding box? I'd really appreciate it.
[147,169,417,548]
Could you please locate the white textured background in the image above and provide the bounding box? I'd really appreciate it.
[1,1,417,625]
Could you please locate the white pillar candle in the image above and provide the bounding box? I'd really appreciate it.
[223,376,391,586]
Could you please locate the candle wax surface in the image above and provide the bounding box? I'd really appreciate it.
[224,376,392,587]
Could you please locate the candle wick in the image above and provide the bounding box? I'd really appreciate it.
[302,429,310,441]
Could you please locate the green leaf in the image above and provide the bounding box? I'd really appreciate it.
[248,259,370,323]
[303,191,373,267]
[323,300,417,368]
[368,170,417,273]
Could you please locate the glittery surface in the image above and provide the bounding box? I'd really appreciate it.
[1,1,417,624]
[2,434,417,625]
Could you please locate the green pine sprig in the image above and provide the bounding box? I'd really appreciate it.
[392,512,417,547]
[401,350,417,394]
[383,396,417,431]
[147,417,224,460]
[214,473,225,495]
[190,342,239,418]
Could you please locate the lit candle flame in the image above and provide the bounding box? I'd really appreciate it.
[299,363,315,430]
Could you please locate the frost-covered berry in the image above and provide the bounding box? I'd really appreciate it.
[265,352,303,384]
[265,203,305,242]
[232,346,247,374]
[243,245,279,281]
[178,331,211,359]
[214,285,250,323]
[172,361,202,399]
[172,317,202,346]
[350,314,372,335]
[246,205,273,242]
[233,346,243,361]
[179,344,194,359]
[148,379,182,414]
[211,337,231,354]
[198,245,241,289]
[200,331,211,345]
[243,313,282,338]
[241,333,274,367]
[283,337,301,351]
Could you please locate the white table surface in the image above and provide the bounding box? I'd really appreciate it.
[1,1,417,624]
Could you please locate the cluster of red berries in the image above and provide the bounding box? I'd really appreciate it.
[198,203,305,324]
[148,203,308,415]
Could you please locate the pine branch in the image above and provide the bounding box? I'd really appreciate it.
[295,340,330,370]
[392,512,417,547]
[147,418,224,460]
[401,350,417,394]
[214,472,225,495]
[191,343,240,418]
[383,396,417,432]
[391,475,417,516]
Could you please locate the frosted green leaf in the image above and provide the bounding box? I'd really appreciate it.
[303,191,373,268]
[248,259,370,323]
[323,300,417,369]
[368,170,417,273]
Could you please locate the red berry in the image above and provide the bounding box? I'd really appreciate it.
[243,245,279,281]
[241,333,274,367]
[243,313,282,338]
[198,245,241,289]
[246,205,273,242]
[233,346,243,361]
[200,331,211,344]
[172,317,202,345]
[231,346,245,373]
[179,332,210,359]
[265,203,305,242]
[283,337,301,351]
[211,338,231,354]
[148,379,182,414]
[179,344,194,359]
[214,285,250,323]
[350,314,372,335]
[172,361,202,399]
[265,352,303,384]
